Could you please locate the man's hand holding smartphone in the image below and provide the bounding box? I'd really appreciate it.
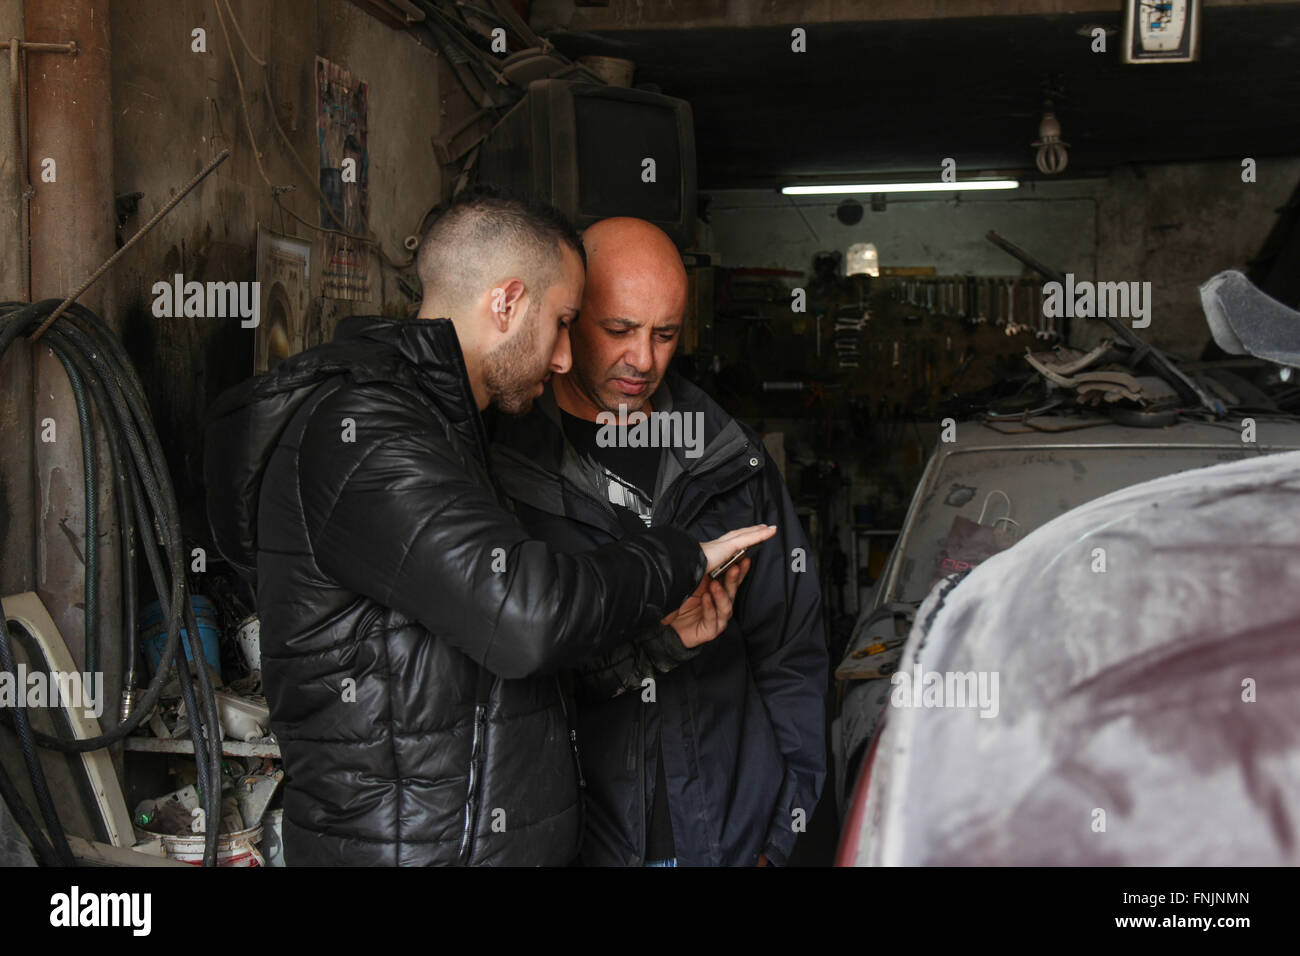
[662,525,776,649]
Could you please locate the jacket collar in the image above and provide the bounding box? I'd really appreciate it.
[491,371,764,528]
[334,315,469,399]
[336,314,488,432]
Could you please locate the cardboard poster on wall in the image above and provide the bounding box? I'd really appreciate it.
[316,56,371,301]
[255,227,312,374]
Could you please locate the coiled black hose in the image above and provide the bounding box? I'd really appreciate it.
[55,332,140,705]
[0,758,59,866]
[0,616,75,865]
[52,351,99,675]
[0,299,223,866]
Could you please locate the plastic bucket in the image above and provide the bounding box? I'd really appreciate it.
[148,825,264,867]
[262,809,285,867]
[140,596,222,680]
[234,615,261,672]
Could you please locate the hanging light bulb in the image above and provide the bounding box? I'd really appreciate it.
[1033,105,1069,174]
[845,242,879,277]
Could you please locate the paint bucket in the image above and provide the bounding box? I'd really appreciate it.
[140,596,222,681]
[234,615,261,673]
[146,824,264,867]
[262,809,285,867]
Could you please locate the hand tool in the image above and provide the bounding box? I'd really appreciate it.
[850,636,905,659]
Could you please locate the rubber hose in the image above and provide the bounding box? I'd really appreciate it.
[0,758,61,866]
[58,338,140,708]
[51,349,99,674]
[45,327,140,714]
[55,306,223,867]
[16,317,185,746]
[43,316,221,864]
[0,615,76,865]
[41,311,224,861]
[126,479,214,816]
[1,300,222,865]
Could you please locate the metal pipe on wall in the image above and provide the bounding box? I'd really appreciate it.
[8,38,31,303]
[24,0,122,728]
[0,0,32,607]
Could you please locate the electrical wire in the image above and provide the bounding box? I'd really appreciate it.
[212,0,273,188]
[220,0,265,67]
[216,0,418,270]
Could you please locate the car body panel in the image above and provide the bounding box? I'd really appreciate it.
[846,446,1300,865]
[833,417,1300,815]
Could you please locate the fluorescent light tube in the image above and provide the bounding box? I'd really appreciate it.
[782,180,1019,195]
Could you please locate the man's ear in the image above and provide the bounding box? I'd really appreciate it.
[489,278,528,334]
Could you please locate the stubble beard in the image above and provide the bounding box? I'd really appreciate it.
[484,302,545,416]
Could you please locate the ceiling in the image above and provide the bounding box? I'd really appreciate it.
[544,4,1300,189]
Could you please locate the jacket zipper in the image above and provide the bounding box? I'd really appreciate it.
[458,701,488,864]
[635,708,647,865]
[556,676,587,857]
[557,681,587,789]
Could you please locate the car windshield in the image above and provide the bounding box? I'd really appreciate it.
[891,443,1269,605]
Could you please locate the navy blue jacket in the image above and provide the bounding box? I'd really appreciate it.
[491,374,827,866]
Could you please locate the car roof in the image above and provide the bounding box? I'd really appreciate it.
[941,416,1300,454]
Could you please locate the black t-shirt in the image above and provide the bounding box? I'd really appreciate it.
[559,410,659,525]
[560,409,676,861]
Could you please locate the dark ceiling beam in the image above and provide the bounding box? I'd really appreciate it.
[557,0,1300,30]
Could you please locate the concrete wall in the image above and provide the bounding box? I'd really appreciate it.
[108,0,449,534]
[1091,161,1299,355]
[703,158,1300,356]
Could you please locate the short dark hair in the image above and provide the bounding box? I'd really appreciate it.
[417,186,584,313]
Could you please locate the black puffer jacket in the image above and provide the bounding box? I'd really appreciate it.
[203,315,705,866]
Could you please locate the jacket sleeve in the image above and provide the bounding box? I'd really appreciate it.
[297,384,707,679]
[739,451,829,866]
[573,623,704,702]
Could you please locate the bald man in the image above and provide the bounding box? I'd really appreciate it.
[491,218,828,867]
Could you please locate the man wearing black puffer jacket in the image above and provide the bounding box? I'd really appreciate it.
[203,192,772,866]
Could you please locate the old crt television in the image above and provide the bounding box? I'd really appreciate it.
[477,79,697,249]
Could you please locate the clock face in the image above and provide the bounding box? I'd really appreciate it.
[1123,0,1200,63]
[1138,1,1187,52]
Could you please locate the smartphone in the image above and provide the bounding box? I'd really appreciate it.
[709,547,748,580]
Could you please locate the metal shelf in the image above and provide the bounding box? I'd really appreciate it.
[123,736,281,759]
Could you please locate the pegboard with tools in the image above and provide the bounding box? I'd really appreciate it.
[888,275,1060,340]
[813,274,1063,419]
[707,269,1065,427]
